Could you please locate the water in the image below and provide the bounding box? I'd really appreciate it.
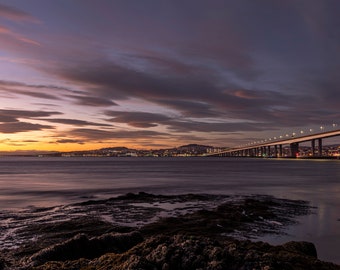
[0,157,339,263]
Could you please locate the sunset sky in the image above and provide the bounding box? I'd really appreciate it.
[0,0,339,153]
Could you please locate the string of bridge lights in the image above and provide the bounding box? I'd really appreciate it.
[238,123,338,148]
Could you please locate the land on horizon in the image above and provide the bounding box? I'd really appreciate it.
[1,143,339,158]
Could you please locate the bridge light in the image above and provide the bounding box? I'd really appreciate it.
[320,126,324,131]
[280,135,283,138]
[300,130,304,134]
[274,137,277,139]
[309,129,313,132]
[286,134,289,137]
[333,123,337,128]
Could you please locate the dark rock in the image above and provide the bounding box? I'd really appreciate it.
[3,194,339,270]
[31,234,340,270]
[29,231,143,266]
[282,241,318,258]
[0,258,6,270]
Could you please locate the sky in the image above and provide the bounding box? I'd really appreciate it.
[0,0,339,152]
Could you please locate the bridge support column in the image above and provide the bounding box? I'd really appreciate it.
[274,145,278,157]
[290,142,299,158]
[279,145,283,157]
[267,146,271,157]
[318,138,322,157]
[311,139,316,157]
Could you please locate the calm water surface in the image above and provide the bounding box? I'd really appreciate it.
[0,157,339,263]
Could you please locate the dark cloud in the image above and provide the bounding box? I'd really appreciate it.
[0,121,53,133]
[68,128,166,141]
[0,109,62,133]
[0,80,66,100]
[104,110,275,133]
[0,3,39,22]
[55,139,85,144]
[40,118,112,127]
[66,94,118,107]
[11,90,59,100]
[105,111,172,128]
[56,58,302,122]
[55,59,255,113]
[167,121,266,133]
[0,109,62,119]
[155,100,220,118]
[0,114,17,123]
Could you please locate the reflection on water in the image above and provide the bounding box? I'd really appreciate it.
[258,204,340,264]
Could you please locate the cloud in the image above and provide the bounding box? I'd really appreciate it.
[10,89,59,100]
[0,109,60,133]
[105,111,172,128]
[167,121,267,133]
[0,80,119,108]
[0,109,62,119]
[66,94,118,107]
[0,114,17,123]
[0,121,53,133]
[39,118,112,127]
[0,24,41,47]
[56,58,297,120]
[103,109,276,134]
[0,25,10,34]
[0,80,63,100]
[0,3,40,23]
[55,139,85,144]
[155,100,220,118]
[67,128,166,141]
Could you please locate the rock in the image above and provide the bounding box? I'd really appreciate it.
[282,241,318,258]
[29,231,143,266]
[0,258,6,270]
[4,194,340,270]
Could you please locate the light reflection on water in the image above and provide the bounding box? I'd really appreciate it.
[0,157,339,263]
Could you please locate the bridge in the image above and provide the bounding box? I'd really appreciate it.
[209,128,340,158]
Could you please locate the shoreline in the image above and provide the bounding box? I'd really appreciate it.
[1,193,339,269]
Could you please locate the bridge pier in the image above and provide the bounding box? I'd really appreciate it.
[274,145,278,157]
[311,139,316,157]
[290,142,299,158]
[318,138,322,157]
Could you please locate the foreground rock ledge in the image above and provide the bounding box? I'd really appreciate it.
[1,193,339,270]
[28,234,338,270]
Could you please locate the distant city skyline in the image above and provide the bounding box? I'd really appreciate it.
[0,1,339,152]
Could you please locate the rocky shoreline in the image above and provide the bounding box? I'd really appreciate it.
[1,193,339,270]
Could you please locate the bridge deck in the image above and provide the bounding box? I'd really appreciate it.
[212,129,340,155]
